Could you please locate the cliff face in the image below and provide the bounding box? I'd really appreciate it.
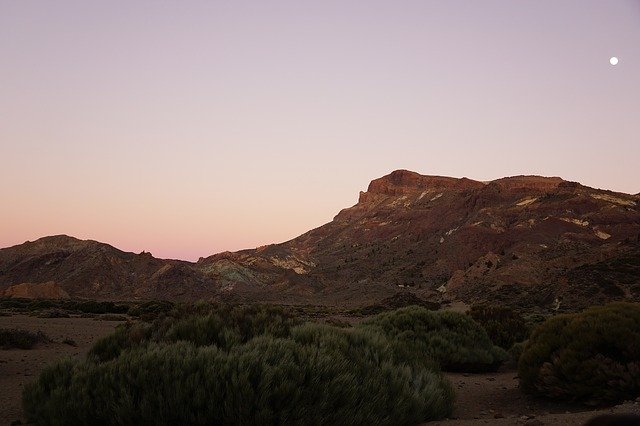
[2,170,639,309]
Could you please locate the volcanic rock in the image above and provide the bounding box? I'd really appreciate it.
[1,170,639,309]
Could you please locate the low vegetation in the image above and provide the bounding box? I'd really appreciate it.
[508,340,527,366]
[0,298,131,315]
[0,328,50,350]
[89,304,299,362]
[24,337,453,425]
[468,304,529,350]
[24,304,459,425]
[519,302,640,406]
[359,306,508,372]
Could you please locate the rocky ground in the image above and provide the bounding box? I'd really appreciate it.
[429,371,640,426]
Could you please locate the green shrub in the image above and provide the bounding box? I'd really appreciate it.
[1,328,50,349]
[24,337,453,425]
[37,309,70,319]
[508,340,527,365]
[519,302,640,405]
[88,322,151,362]
[89,304,300,362]
[0,298,31,310]
[27,300,57,311]
[73,300,129,315]
[290,323,438,371]
[468,304,529,349]
[97,314,128,321]
[127,300,175,319]
[359,306,507,372]
[164,304,298,347]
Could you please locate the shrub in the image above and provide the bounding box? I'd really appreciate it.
[290,323,442,372]
[89,304,300,362]
[73,300,129,315]
[127,300,175,319]
[359,306,507,372]
[354,293,440,316]
[0,298,31,310]
[508,340,527,365]
[519,302,640,405]
[24,337,454,425]
[88,322,152,362]
[468,304,529,349]
[27,300,57,311]
[97,314,128,321]
[0,329,50,349]
[38,309,70,319]
[164,304,298,347]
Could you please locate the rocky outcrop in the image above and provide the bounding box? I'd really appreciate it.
[366,170,484,196]
[3,281,69,299]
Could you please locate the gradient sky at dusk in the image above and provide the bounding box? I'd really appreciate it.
[1,1,639,260]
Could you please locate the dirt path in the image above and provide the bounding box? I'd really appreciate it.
[0,314,122,425]
[427,370,640,425]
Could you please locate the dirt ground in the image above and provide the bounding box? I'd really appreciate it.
[1,314,639,426]
[428,370,640,426]
[0,314,123,425]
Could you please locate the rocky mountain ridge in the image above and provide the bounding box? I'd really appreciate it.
[2,170,639,309]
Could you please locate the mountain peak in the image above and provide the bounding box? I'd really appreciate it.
[491,175,567,191]
[367,170,484,196]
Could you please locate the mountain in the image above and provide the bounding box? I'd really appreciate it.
[197,170,640,309]
[0,235,215,300]
[2,170,639,309]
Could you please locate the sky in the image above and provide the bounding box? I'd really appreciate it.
[1,1,639,261]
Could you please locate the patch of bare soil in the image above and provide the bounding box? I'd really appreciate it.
[426,369,640,426]
[0,314,123,425]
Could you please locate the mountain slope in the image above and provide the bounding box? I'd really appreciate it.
[2,170,639,309]
[199,170,640,308]
[0,235,215,300]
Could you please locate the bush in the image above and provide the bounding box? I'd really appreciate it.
[27,300,57,311]
[97,314,128,321]
[24,337,454,425]
[468,304,529,349]
[88,322,151,362]
[0,329,50,349]
[359,306,507,372]
[519,302,640,405]
[0,298,31,310]
[164,304,298,347]
[89,304,300,362]
[127,300,175,319]
[290,323,440,371]
[508,340,527,366]
[37,309,70,319]
[73,300,129,315]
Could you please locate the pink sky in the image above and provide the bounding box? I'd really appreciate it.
[1,1,639,260]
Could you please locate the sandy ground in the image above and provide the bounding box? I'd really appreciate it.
[0,314,123,425]
[427,370,640,426]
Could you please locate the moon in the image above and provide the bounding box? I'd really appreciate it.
[610,57,619,65]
